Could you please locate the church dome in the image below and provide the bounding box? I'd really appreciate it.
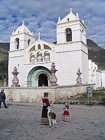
[12,21,34,36]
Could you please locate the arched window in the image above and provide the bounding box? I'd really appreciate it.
[38,44,41,50]
[66,28,72,42]
[44,52,50,61]
[37,52,43,62]
[30,53,35,63]
[28,39,31,46]
[44,44,51,50]
[29,46,35,52]
[15,38,19,49]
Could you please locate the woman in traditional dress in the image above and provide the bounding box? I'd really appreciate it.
[41,92,50,125]
[62,102,70,121]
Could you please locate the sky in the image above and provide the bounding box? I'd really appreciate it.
[0,0,105,49]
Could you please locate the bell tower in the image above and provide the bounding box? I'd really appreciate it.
[56,9,89,86]
[56,8,86,45]
[10,21,35,51]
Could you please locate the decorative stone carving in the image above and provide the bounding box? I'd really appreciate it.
[76,68,82,84]
[11,67,20,87]
[50,63,57,86]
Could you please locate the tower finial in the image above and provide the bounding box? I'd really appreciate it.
[39,32,41,40]
[76,12,79,19]
[82,20,84,24]
[12,30,14,35]
[22,21,24,25]
[58,16,61,22]
[70,8,72,13]
[32,31,34,35]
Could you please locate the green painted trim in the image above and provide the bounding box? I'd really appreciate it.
[27,66,51,87]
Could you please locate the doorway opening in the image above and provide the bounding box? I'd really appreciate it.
[38,74,48,86]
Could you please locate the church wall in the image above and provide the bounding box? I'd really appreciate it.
[72,23,82,42]
[1,84,93,103]
[56,50,82,85]
[88,69,96,85]
[81,49,88,84]
[23,34,35,48]
[56,41,87,52]
[88,60,99,88]
[102,71,105,88]
[96,71,102,89]
[8,58,25,87]
[8,50,25,87]
[55,41,88,86]
[81,29,86,44]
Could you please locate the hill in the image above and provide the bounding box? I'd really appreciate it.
[0,43,9,82]
[87,39,105,70]
[0,39,105,84]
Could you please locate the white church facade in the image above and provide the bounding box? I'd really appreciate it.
[8,9,105,89]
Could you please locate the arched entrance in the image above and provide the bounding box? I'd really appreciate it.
[38,74,48,86]
[27,66,51,87]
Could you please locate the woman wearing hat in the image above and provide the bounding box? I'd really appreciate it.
[41,92,50,125]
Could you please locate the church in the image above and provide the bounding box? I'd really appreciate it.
[8,9,105,89]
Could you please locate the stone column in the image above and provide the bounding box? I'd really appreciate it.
[11,67,20,87]
[50,63,57,86]
[76,68,82,85]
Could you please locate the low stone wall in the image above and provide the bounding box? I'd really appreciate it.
[0,84,95,103]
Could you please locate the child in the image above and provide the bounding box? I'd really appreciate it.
[62,102,70,121]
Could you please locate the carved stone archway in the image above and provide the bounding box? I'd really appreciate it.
[35,71,50,86]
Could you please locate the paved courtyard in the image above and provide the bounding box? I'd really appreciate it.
[0,102,105,140]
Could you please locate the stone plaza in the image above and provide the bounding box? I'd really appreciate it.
[0,102,105,140]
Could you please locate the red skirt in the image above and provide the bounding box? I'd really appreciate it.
[63,111,70,121]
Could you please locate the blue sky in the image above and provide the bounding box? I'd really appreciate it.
[0,0,105,49]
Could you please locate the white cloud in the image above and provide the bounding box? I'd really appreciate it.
[0,0,105,49]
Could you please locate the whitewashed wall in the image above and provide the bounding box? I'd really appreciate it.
[101,71,105,88]
[96,70,102,89]
[0,84,95,103]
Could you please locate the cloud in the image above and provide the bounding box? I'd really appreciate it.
[0,0,105,49]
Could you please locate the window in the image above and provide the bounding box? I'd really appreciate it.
[38,44,41,50]
[30,54,35,63]
[67,18,69,22]
[15,38,19,49]
[29,46,35,52]
[44,52,50,61]
[37,52,43,62]
[28,39,31,46]
[44,44,51,50]
[66,28,72,42]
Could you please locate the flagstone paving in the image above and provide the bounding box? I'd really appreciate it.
[0,102,105,140]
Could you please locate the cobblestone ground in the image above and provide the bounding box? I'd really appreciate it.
[0,102,105,140]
